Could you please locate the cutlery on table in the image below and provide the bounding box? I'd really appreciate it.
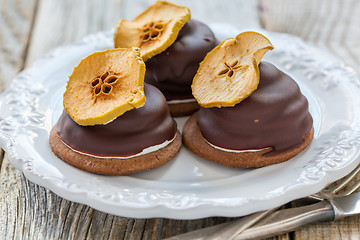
[234,191,360,239]
[166,161,360,240]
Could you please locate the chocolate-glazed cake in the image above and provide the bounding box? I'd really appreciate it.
[183,62,314,168]
[145,19,217,116]
[50,84,182,175]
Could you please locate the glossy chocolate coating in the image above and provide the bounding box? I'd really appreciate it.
[145,19,217,100]
[57,84,177,157]
[197,62,313,152]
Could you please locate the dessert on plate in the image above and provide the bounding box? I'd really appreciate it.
[183,32,314,168]
[114,1,217,116]
[49,48,181,175]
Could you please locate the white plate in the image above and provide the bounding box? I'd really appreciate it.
[1,23,360,219]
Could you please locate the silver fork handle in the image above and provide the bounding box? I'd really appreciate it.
[166,201,334,240]
[165,209,275,240]
[235,200,335,240]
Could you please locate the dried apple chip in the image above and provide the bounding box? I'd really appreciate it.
[114,1,190,61]
[192,31,274,108]
[63,48,145,126]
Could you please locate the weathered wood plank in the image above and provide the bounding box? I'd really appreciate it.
[260,0,360,239]
[121,0,261,29]
[0,150,4,170]
[25,0,125,66]
[293,216,360,240]
[259,0,360,74]
[0,0,38,91]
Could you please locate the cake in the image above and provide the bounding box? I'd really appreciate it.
[145,19,217,116]
[49,48,181,175]
[183,32,314,168]
[114,1,217,116]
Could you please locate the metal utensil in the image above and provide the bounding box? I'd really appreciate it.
[165,209,276,240]
[235,192,360,239]
[166,162,360,240]
[235,162,360,240]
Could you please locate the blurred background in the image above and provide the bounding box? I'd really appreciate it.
[1,0,359,91]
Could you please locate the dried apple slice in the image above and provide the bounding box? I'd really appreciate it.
[114,1,190,61]
[63,47,145,126]
[192,31,274,108]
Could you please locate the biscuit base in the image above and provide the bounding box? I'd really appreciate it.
[183,113,314,168]
[168,101,199,117]
[49,125,182,175]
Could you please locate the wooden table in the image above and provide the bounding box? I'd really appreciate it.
[1,0,360,239]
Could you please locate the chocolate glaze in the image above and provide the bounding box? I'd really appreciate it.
[197,62,313,153]
[57,84,177,157]
[145,19,217,101]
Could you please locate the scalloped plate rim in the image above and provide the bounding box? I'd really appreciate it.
[0,23,360,219]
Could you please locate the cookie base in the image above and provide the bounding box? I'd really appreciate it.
[49,125,182,175]
[183,113,314,168]
[168,101,199,117]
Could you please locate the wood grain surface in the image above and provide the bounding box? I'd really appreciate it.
[260,0,360,73]
[0,0,38,91]
[0,0,359,239]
